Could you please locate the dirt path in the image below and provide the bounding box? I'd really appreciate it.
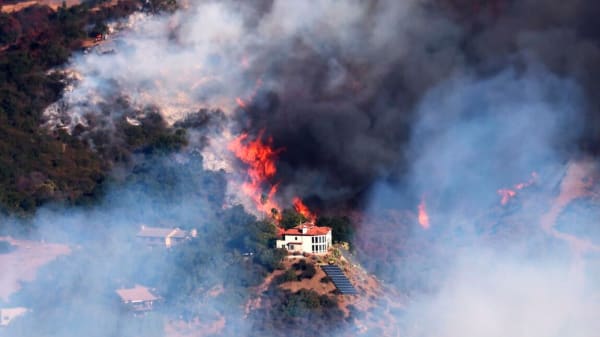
[539,160,600,254]
[0,236,70,302]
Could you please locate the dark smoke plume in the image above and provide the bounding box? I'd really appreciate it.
[236,0,600,210]
[26,1,600,336]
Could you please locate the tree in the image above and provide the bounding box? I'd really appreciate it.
[280,208,307,229]
[317,216,354,244]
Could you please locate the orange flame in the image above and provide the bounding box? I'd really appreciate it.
[241,54,250,69]
[418,197,430,229]
[228,130,284,220]
[235,97,247,109]
[293,197,316,222]
[497,172,538,205]
[234,78,263,110]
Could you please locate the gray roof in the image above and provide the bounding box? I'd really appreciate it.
[136,226,187,239]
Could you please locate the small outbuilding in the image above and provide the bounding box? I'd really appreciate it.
[136,225,196,248]
[116,285,159,313]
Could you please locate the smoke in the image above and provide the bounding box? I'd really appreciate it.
[355,53,600,337]
[0,153,257,337]
[26,0,600,336]
[232,0,600,210]
[42,0,600,205]
[42,0,464,208]
[402,252,599,337]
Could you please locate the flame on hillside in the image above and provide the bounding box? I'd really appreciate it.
[228,130,283,220]
[293,197,316,222]
[235,97,248,109]
[417,197,430,229]
[235,78,263,110]
[497,172,538,205]
[229,130,317,224]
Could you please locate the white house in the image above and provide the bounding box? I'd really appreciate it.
[0,307,28,327]
[136,225,196,248]
[276,223,332,255]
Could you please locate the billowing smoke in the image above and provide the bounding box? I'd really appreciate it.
[401,253,599,337]
[240,0,600,211]
[0,154,255,337]
[44,0,600,209]
[354,51,600,337]
[26,0,600,336]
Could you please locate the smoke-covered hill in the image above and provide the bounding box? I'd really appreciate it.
[2,1,600,337]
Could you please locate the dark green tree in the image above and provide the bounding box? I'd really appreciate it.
[280,208,307,229]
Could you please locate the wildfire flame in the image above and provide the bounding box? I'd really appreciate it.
[228,130,283,220]
[293,197,316,222]
[497,172,538,205]
[229,129,318,223]
[235,97,247,109]
[417,197,430,229]
[234,78,263,110]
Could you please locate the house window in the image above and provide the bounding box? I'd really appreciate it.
[295,237,298,241]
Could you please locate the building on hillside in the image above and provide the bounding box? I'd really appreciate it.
[0,307,28,327]
[276,223,332,254]
[116,285,159,313]
[136,225,196,248]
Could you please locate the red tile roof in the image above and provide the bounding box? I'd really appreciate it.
[281,223,331,236]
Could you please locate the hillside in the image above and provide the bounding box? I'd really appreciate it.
[0,0,181,216]
[1,1,600,337]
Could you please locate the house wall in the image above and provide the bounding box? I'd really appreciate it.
[275,231,332,254]
[128,300,153,312]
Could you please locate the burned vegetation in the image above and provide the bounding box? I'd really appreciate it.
[0,1,188,215]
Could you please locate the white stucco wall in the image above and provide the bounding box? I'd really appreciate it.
[276,230,332,255]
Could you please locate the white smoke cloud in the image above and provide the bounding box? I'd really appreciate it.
[403,252,599,337]
[358,66,599,336]
[31,1,600,335]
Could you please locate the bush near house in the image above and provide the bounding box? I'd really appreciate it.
[280,208,307,229]
[249,288,346,337]
[317,216,354,244]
